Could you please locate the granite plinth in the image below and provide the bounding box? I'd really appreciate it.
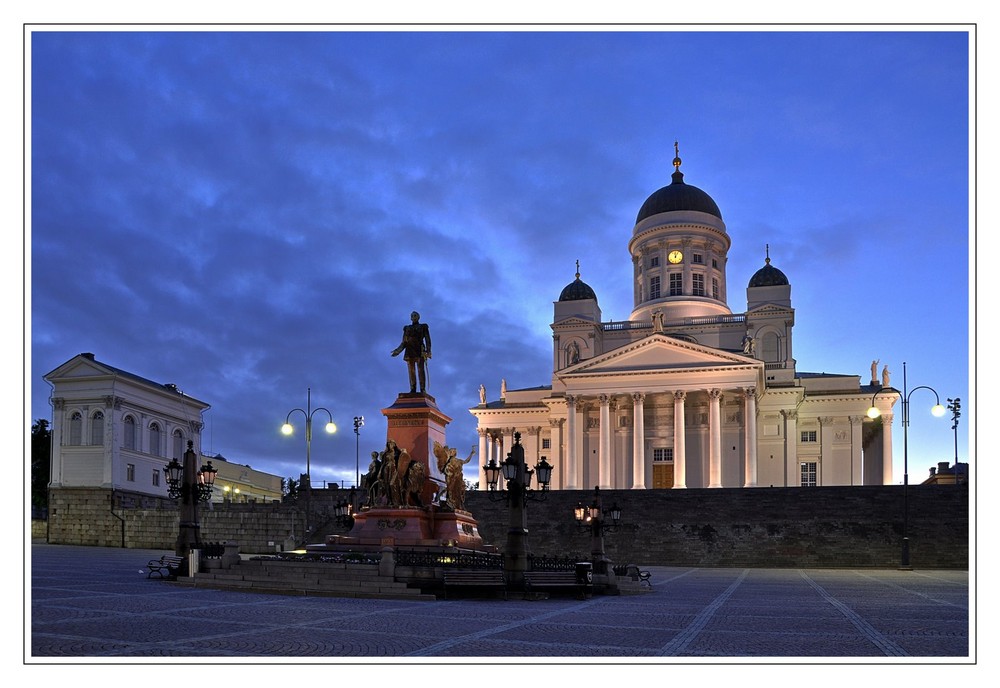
[317,506,485,550]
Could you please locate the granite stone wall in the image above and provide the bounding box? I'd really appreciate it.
[465,484,969,569]
[43,484,969,568]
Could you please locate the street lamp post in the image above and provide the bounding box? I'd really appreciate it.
[482,431,553,590]
[164,440,217,568]
[573,486,623,577]
[947,397,962,485]
[867,361,945,569]
[354,416,365,488]
[281,388,337,537]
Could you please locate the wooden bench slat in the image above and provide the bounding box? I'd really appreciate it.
[442,570,507,599]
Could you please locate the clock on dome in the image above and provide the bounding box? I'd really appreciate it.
[668,250,683,264]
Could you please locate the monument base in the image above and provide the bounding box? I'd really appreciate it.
[313,505,486,550]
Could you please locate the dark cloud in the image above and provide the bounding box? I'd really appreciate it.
[29,29,970,484]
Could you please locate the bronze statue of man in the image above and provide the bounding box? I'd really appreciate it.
[391,311,432,393]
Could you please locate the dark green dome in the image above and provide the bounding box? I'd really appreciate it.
[636,169,722,223]
[559,276,598,302]
[748,259,789,287]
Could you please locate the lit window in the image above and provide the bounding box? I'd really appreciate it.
[800,462,817,487]
[649,276,661,299]
[653,447,673,463]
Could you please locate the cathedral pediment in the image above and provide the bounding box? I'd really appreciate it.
[558,334,758,379]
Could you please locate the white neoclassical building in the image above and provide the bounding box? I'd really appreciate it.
[43,352,283,504]
[470,149,898,490]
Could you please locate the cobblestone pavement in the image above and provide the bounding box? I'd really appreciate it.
[28,543,971,662]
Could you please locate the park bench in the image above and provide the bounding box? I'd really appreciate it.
[523,570,590,599]
[614,563,652,587]
[624,564,651,587]
[146,554,185,580]
[442,569,507,599]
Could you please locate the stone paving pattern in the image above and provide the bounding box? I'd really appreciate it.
[28,544,970,660]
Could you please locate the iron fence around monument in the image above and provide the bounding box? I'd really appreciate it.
[395,549,503,569]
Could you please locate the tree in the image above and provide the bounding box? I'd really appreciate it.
[283,477,300,500]
[31,419,51,510]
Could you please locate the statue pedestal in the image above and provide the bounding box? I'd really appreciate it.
[322,506,484,549]
[382,393,451,505]
[308,391,489,554]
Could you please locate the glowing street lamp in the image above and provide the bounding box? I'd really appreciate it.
[282,387,337,536]
[867,361,945,569]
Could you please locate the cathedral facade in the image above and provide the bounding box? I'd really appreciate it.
[470,149,898,490]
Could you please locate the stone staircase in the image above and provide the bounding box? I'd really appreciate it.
[186,558,437,601]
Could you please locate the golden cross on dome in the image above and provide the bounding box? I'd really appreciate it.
[673,141,682,170]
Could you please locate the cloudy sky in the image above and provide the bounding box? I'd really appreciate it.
[27,27,971,489]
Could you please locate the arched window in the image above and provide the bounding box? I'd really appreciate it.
[69,412,83,445]
[91,411,104,446]
[123,415,136,450]
[149,422,161,457]
[172,429,185,459]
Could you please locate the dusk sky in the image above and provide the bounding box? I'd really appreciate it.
[27,27,972,490]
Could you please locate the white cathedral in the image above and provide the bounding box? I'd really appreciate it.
[470,147,897,490]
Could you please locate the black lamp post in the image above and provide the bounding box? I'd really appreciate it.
[281,387,337,536]
[482,432,553,589]
[947,397,962,485]
[573,486,622,576]
[353,416,365,488]
[334,486,357,528]
[868,361,945,569]
[164,440,217,563]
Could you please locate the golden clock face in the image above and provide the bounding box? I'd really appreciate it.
[668,250,683,264]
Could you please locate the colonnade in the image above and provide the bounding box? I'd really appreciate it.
[477,386,760,491]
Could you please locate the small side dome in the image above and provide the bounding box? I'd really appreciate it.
[559,262,598,302]
[748,249,789,287]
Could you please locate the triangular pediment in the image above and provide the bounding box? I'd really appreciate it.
[44,355,114,381]
[551,316,597,329]
[560,334,757,377]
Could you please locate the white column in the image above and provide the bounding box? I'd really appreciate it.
[881,413,895,485]
[477,428,489,489]
[708,389,723,487]
[549,418,563,490]
[599,394,612,488]
[743,387,758,487]
[673,390,687,489]
[850,416,864,485]
[565,395,579,489]
[632,392,646,489]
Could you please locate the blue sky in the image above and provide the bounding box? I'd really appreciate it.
[26,27,972,489]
